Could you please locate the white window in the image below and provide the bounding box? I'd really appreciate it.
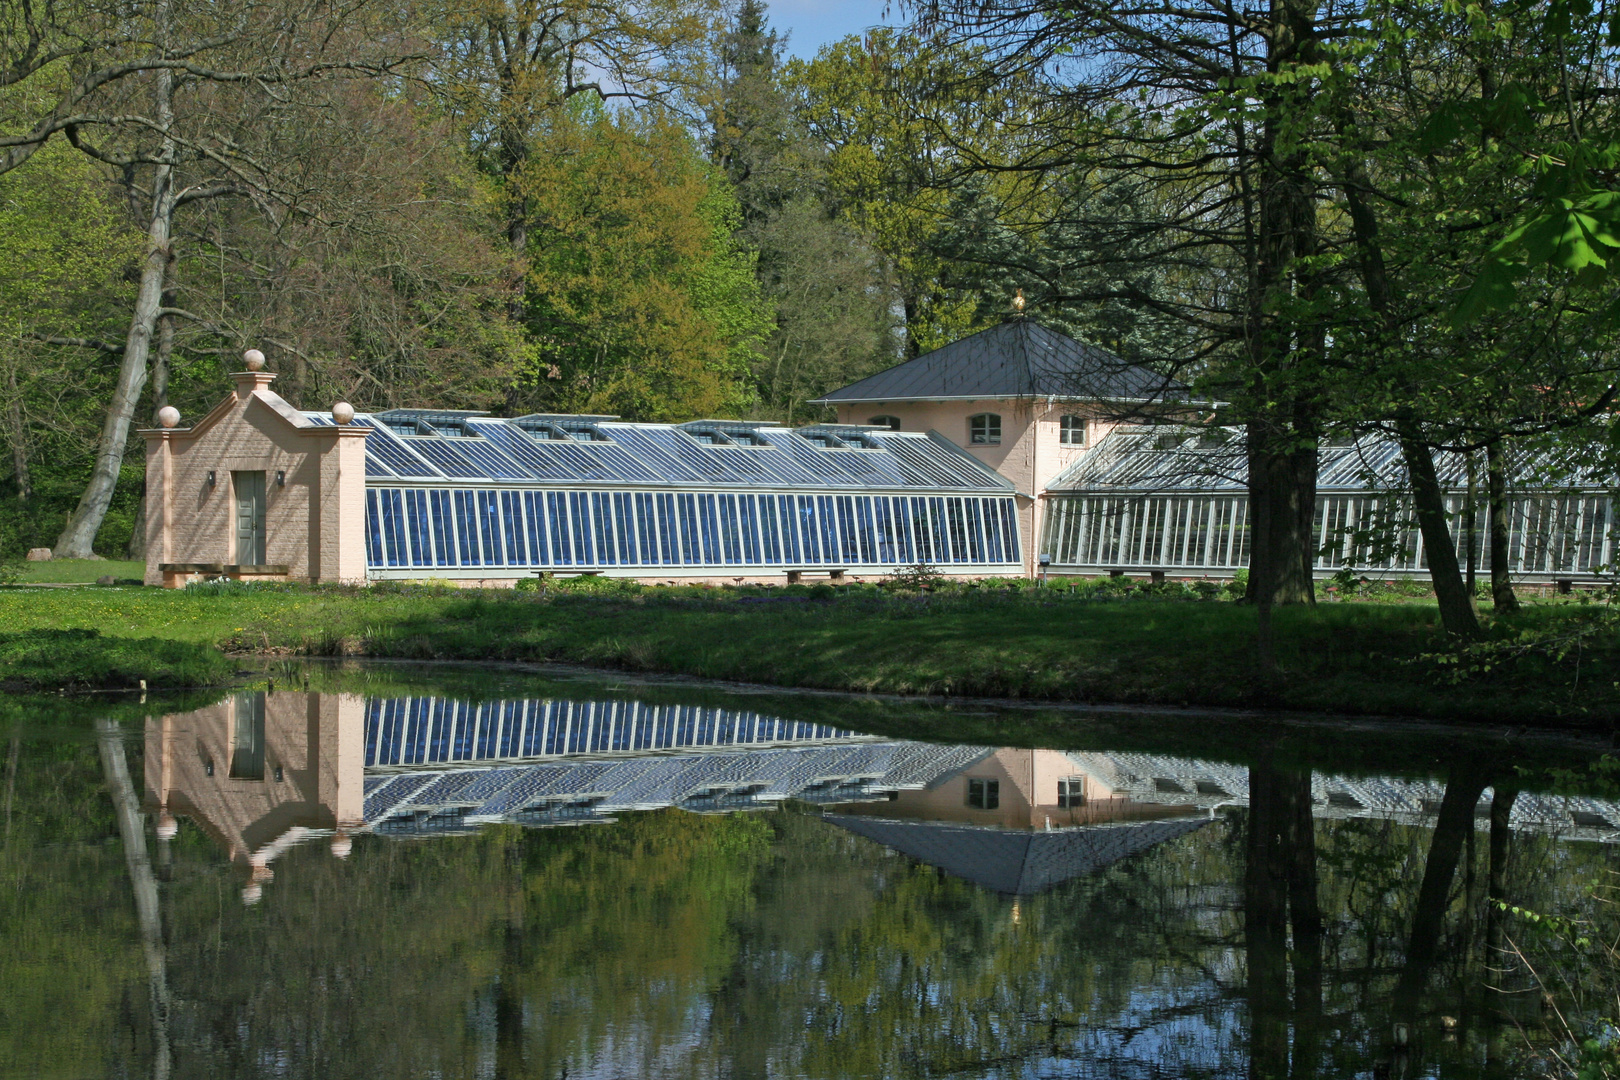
[969,413,1001,445]
[1059,415,1086,446]
[1058,778,1085,808]
[868,415,901,431]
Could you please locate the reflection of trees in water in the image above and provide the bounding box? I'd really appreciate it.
[10,726,1620,1079]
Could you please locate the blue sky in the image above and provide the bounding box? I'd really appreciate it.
[770,0,899,59]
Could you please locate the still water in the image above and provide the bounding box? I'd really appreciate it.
[5,664,1619,1079]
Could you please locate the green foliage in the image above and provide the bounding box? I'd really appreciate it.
[515,101,772,420]
[0,627,234,689]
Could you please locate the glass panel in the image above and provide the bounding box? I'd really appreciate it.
[933,501,952,566]
[718,495,741,565]
[404,491,427,566]
[499,492,521,565]
[366,490,383,566]
[591,493,616,566]
[740,495,762,564]
[570,492,593,565]
[699,494,721,565]
[476,491,502,565]
[524,492,548,565]
[893,498,915,563]
[818,496,840,565]
[853,497,876,563]
[548,492,571,565]
[429,491,452,567]
[760,496,781,564]
[613,494,634,565]
[657,493,679,565]
[677,494,700,564]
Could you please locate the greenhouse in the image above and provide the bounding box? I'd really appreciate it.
[336,410,1023,580]
[1040,426,1615,581]
[141,366,1023,587]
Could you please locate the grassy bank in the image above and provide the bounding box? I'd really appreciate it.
[0,578,1614,723]
[0,628,235,691]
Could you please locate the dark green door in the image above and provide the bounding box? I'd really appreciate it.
[233,470,266,565]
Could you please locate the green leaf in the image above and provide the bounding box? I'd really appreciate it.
[1453,258,1519,326]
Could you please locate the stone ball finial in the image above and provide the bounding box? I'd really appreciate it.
[330,831,352,859]
[155,812,178,841]
[332,401,355,425]
[157,405,180,429]
[241,883,263,905]
[243,349,266,371]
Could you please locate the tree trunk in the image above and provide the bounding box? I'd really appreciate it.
[1245,756,1292,1080]
[1486,440,1519,612]
[97,719,173,1080]
[1465,450,1478,597]
[1399,431,1481,637]
[1246,424,1319,606]
[3,355,29,501]
[1241,0,1324,612]
[55,23,176,559]
[1485,785,1518,968]
[1393,762,1491,1018]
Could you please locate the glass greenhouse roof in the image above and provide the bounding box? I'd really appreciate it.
[304,412,1012,492]
[1048,426,1612,493]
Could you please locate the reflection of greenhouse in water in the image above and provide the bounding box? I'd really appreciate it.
[146,690,1620,907]
[1042,427,1614,581]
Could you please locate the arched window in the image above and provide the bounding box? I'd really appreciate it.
[867,415,901,431]
[968,413,1001,445]
[1059,414,1087,446]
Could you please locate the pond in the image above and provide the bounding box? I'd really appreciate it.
[4,661,1618,1079]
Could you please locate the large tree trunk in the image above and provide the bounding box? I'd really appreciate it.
[1242,0,1324,612]
[1246,755,1321,1079]
[55,30,176,559]
[97,719,173,1080]
[1399,431,1482,637]
[1245,756,1292,1080]
[3,355,29,502]
[1484,785,1518,967]
[1247,424,1320,607]
[1485,440,1519,612]
[1392,762,1491,1020]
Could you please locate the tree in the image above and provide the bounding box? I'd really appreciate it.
[788,28,1045,356]
[512,102,771,420]
[0,0,420,558]
[701,4,895,422]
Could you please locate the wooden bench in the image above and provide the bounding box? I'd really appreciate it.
[533,568,603,579]
[785,567,847,584]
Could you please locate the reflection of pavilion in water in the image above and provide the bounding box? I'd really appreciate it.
[146,692,1620,905]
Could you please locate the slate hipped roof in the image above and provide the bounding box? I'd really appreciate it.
[825,814,1210,895]
[810,318,1187,405]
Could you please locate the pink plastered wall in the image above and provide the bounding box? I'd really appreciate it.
[142,371,369,586]
[834,398,1124,574]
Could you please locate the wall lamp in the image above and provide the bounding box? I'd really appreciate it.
[275,470,285,487]
[206,470,216,487]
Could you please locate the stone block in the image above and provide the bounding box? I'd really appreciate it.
[25,548,50,561]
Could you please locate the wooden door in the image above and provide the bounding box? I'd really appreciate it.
[233,470,266,565]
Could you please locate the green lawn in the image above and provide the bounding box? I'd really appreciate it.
[0,579,1610,723]
[13,559,144,584]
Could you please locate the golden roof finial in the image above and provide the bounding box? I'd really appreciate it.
[1013,289,1026,314]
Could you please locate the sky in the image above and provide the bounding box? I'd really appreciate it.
[770,0,899,59]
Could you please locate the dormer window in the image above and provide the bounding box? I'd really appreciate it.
[1060,415,1087,446]
[868,415,901,431]
[969,413,1001,445]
